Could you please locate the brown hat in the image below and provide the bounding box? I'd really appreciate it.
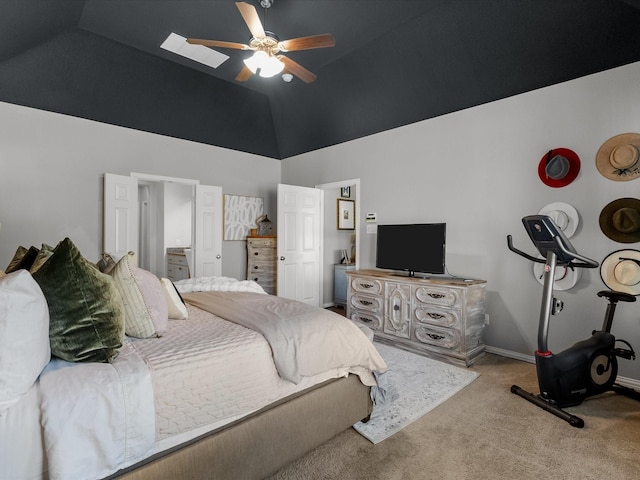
[600,249,640,295]
[599,198,640,243]
[595,133,640,181]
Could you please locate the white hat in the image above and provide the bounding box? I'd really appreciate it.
[538,202,580,238]
[600,249,640,295]
[533,258,582,291]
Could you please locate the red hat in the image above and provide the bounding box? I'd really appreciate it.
[537,148,581,188]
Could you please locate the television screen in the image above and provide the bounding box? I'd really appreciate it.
[375,223,446,276]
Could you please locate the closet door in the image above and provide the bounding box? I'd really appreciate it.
[103,173,138,260]
[193,184,223,277]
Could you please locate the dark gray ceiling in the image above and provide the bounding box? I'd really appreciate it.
[2,0,640,159]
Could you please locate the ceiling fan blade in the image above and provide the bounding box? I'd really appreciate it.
[186,38,249,50]
[279,34,335,52]
[278,56,317,83]
[235,65,254,82]
[236,2,266,39]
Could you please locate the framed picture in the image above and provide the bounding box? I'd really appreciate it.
[224,194,264,240]
[337,199,355,230]
[341,186,351,198]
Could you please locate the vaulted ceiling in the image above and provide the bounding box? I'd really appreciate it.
[2,0,640,159]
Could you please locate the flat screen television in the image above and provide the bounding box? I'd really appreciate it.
[375,223,446,276]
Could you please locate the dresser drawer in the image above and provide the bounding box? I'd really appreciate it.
[167,264,189,281]
[167,253,188,267]
[413,285,462,308]
[413,324,461,351]
[349,310,383,331]
[350,276,384,295]
[247,261,275,275]
[247,238,276,248]
[248,247,275,260]
[349,293,383,313]
[413,304,461,328]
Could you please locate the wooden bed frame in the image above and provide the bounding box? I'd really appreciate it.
[108,374,373,480]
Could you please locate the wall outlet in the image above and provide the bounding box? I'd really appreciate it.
[484,313,490,325]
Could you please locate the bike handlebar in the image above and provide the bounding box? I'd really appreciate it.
[506,234,599,269]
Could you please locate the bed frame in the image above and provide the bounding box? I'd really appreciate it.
[108,374,372,480]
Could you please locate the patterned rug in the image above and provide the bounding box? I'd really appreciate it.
[354,342,479,444]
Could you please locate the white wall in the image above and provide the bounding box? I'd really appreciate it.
[282,62,640,380]
[0,101,281,281]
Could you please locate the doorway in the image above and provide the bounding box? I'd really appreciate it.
[316,178,360,307]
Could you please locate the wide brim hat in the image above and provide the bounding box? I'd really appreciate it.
[538,202,580,238]
[599,197,640,243]
[538,148,581,188]
[600,249,640,295]
[533,258,582,291]
[595,133,640,181]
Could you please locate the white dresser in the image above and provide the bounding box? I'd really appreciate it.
[246,236,277,295]
[346,269,486,366]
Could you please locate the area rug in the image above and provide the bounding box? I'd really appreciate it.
[353,342,479,444]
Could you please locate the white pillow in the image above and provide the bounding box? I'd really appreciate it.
[0,270,51,412]
[160,278,188,320]
[110,253,168,338]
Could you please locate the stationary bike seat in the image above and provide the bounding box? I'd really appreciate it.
[597,290,637,303]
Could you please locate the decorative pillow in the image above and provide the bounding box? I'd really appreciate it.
[96,252,116,274]
[160,277,189,320]
[32,238,125,363]
[0,270,51,412]
[29,244,54,274]
[110,253,168,338]
[5,245,39,273]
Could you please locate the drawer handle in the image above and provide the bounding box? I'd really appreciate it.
[360,300,373,306]
[393,305,400,311]
[254,265,259,270]
[254,252,259,255]
[254,278,259,281]
[428,312,445,319]
[428,293,445,299]
[427,333,445,340]
[361,283,374,289]
[360,317,373,323]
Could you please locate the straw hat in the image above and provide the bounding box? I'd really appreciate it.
[538,202,579,238]
[533,259,582,291]
[595,133,640,181]
[599,198,640,243]
[600,249,640,295]
[537,148,581,188]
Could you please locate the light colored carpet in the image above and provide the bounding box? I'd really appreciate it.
[266,353,640,480]
[354,342,479,444]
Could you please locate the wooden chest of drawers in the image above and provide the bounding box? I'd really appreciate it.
[347,269,486,366]
[167,252,190,282]
[246,236,277,295]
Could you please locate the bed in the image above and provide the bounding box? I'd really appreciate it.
[0,239,387,480]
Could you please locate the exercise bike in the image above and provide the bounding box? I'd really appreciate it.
[507,215,638,428]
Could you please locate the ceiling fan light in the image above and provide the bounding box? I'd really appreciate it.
[243,51,284,78]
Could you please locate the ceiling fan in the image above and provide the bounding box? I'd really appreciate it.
[186,1,335,83]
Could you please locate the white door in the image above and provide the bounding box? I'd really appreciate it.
[103,173,139,260]
[277,184,323,305]
[193,184,223,277]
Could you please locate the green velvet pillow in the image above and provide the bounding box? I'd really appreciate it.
[32,238,125,363]
[5,245,39,273]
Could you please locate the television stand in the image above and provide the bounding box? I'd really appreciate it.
[346,269,487,366]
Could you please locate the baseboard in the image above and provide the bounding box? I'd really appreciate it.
[485,345,640,389]
[485,345,535,364]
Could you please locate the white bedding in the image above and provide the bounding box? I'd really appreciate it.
[38,343,155,480]
[2,276,386,480]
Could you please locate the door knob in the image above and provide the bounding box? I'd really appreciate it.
[216,254,221,259]
[280,256,286,261]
